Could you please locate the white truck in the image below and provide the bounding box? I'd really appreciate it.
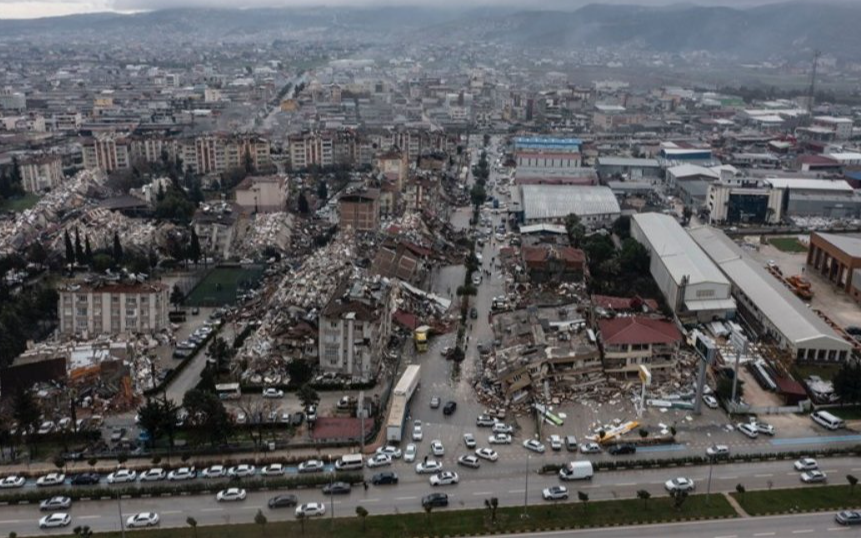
[385,365,421,442]
[559,461,594,481]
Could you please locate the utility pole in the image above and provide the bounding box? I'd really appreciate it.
[522,455,530,519]
[116,491,126,538]
[705,454,715,506]
[730,333,748,409]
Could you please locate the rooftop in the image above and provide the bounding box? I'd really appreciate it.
[520,185,620,221]
[598,316,681,346]
[813,232,861,259]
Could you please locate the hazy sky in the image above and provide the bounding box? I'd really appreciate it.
[0,0,802,20]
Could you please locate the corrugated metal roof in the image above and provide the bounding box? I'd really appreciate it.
[520,185,620,221]
[597,157,661,167]
[689,226,851,352]
[765,178,853,192]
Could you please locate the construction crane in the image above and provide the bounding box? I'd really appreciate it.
[806,50,822,112]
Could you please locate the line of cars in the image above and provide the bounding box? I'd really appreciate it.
[172,322,218,359]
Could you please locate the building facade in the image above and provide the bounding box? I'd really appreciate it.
[234,175,288,213]
[59,281,169,336]
[20,155,63,193]
[339,191,380,232]
[807,233,861,300]
[598,316,682,378]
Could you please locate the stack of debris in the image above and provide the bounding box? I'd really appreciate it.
[50,207,172,257]
[238,212,295,256]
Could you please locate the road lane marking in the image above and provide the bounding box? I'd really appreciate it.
[161,511,182,515]
[754,533,776,537]
[827,528,848,531]
[473,491,494,495]
[200,508,223,512]
[792,530,815,534]
[507,489,524,493]
[364,499,380,503]
[395,496,416,500]
[0,520,23,524]
[78,515,102,520]
[714,535,737,538]
[754,473,773,477]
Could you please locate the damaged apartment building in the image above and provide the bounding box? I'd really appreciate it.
[318,276,395,382]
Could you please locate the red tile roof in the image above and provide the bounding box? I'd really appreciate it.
[592,295,659,312]
[522,245,585,268]
[598,316,681,345]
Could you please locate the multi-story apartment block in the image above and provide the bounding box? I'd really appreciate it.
[318,277,393,381]
[598,316,682,378]
[82,134,131,172]
[59,280,169,336]
[20,155,64,193]
[339,190,380,232]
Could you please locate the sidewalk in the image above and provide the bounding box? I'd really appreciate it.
[724,492,750,517]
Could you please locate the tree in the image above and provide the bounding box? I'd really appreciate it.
[671,489,689,511]
[84,236,92,265]
[208,337,233,372]
[565,213,586,248]
[72,526,92,538]
[64,230,75,266]
[848,474,858,495]
[286,359,314,387]
[12,389,40,443]
[186,517,198,538]
[295,511,306,535]
[317,180,328,201]
[298,191,310,214]
[424,502,433,523]
[484,497,499,524]
[578,490,589,512]
[87,458,97,469]
[170,285,184,311]
[254,509,267,535]
[583,235,615,270]
[612,215,631,240]
[735,483,746,505]
[92,253,113,273]
[182,389,233,446]
[639,428,649,439]
[188,227,201,266]
[833,361,861,405]
[117,452,128,466]
[53,455,66,472]
[355,506,368,531]
[637,489,651,510]
[112,231,123,265]
[297,384,320,409]
[74,228,84,263]
[244,147,256,175]
[620,238,650,275]
[470,183,487,209]
[137,398,167,448]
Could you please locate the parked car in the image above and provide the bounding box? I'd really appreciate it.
[492,423,514,434]
[542,486,569,501]
[371,472,398,485]
[126,512,160,528]
[201,465,226,479]
[608,444,636,456]
[404,444,417,463]
[469,307,478,319]
[702,395,719,409]
[39,496,72,511]
[412,420,423,441]
[139,468,167,482]
[579,442,601,454]
[322,481,351,495]
[70,473,99,486]
[489,433,512,444]
[228,464,256,478]
[476,415,497,427]
[755,422,776,436]
[801,470,827,483]
[261,464,285,477]
[262,388,284,399]
[475,448,498,461]
[421,493,449,508]
[430,396,441,409]
[431,440,445,456]
[375,445,403,459]
[268,494,298,509]
[415,460,443,474]
[706,445,730,458]
[216,488,247,502]
[167,467,196,481]
[366,454,392,468]
[443,401,457,415]
[548,435,563,451]
[794,458,818,471]
[296,503,325,517]
[39,513,71,529]
[737,422,759,439]
[463,433,476,448]
[107,469,137,484]
[665,477,696,493]
[36,473,65,487]
[429,471,459,486]
[457,455,481,469]
[523,439,546,454]
[298,459,325,473]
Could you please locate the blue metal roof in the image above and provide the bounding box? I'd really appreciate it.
[514,136,582,149]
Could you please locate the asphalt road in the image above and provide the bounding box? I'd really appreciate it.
[478,512,860,538]
[7,457,861,536]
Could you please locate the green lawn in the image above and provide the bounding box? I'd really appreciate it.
[43,494,737,538]
[0,193,39,212]
[830,406,861,420]
[792,363,840,382]
[768,236,808,253]
[733,484,861,515]
[186,265,264,307]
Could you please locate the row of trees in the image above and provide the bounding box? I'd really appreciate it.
[0,158,24,201]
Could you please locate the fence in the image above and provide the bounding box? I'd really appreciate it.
[726,400,811,415]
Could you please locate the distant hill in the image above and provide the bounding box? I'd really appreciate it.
[1,2,859,60]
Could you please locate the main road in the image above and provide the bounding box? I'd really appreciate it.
[6,456,861,536]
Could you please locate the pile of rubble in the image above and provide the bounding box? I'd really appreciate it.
[237,212,295,257]
[0,169,106,255]
[50,207,172,257]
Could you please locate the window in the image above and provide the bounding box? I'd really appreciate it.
[696,289,715,298]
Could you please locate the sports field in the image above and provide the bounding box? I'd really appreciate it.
[185,265,264,306]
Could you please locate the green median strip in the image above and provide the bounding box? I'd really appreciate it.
[731,484,861,516]
[47,493,737,538]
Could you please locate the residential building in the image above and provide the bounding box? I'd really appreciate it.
[812,117,853,140]
[20,155,63,193]
[339,190,380,232]
[82,134,131,172]
[598,316,682,378]
[689,226,852,363]
[375,149,408,191]
[630,213,735,321]
[234,175,288,213]
[318,277,393,381]
[192,202,239,259]
[521,245,585,283]
[59,280,169,336]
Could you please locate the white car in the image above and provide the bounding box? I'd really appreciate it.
[755,422,776,436]
[416,460,443,474]
[298,459,325,473]
[412,420,423,441]
[126,512,159,528]
[702,395,719,409]
[431,440,445,457]
[262,388,284,399]
[706,445,730,458]
[542,486,569,501]
[228,464,256,478]
[167,467,196,481]
[216,488,247,502]
[794,458,818,471]
[296,502,325,517]
[375,445,402,459]
[39,496,71,511]
[523,439,546,453]
[579,442,601,454]
[475,448,499,461]
[801,470,827,483]
[0,475,25,488]
[489,433,512,445]
[463,433,477,448]
[36,473,65,487]
[548,435,563,451]
[139,468,167,482]
[737,422,759,439]
[457,455,481,469]
[665,477,696,493]
[404,444,417,463]
[492,423,514,434]
[476,415,497,427]
[200,465,226,479]
[366,454,392,468]
[107,469,137,484]
[39,513,71,529]
[261,464,285,477]
[430,471,459,486]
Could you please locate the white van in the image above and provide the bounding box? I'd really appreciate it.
[559,461,593,481]
[334,454,364,471]
[811,410,845,431]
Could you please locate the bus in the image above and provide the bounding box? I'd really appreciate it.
[216,383,242,401]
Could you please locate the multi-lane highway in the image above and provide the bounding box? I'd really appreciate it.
[5,456,861,536]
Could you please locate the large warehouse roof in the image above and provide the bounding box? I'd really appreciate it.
[520,185,620,221]
[688,226,851,352]
[764,178,853,192]
[631,213,729,288]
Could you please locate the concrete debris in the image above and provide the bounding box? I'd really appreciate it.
[238,212,295,256]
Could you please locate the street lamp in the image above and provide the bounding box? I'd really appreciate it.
[706,453,715,506]
[522,454,530,519]
[116,490,126,538]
